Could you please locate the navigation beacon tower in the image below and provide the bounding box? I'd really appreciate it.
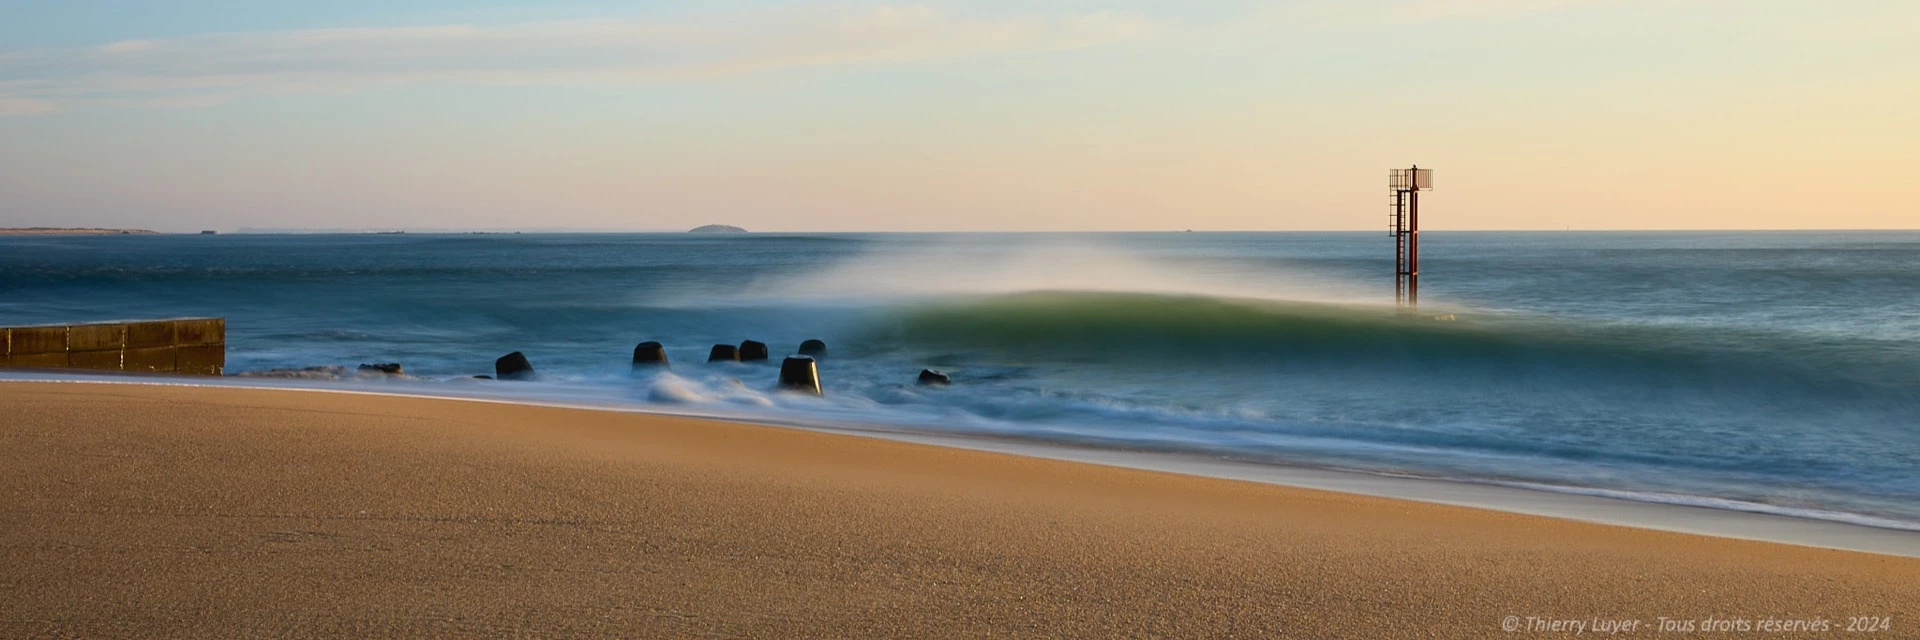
[1388,166,1432,308]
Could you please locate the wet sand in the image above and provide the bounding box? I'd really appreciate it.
[1,381,1913,638]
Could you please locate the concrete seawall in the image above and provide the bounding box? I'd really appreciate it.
[1,318,224,376]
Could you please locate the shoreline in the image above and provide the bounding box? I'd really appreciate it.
[8,375,1918,559]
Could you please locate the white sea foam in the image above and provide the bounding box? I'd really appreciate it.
[646,372,777,407]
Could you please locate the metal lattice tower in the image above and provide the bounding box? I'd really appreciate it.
[1388,166,1432,308]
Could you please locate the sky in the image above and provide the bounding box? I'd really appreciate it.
[0,0,1915,232]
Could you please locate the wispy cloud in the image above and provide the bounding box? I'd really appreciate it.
[0,98,60,116]
[0,5,1159,115]
[1226,0,1648,33]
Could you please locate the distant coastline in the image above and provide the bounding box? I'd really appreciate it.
[0,228,159,236]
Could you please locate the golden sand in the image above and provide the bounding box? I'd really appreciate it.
[1,382,1912,638]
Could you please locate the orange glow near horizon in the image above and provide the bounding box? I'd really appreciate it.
[0,1,1915,232]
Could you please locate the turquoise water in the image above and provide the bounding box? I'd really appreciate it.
[3,231,1916,528]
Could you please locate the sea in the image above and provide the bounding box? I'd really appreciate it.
[2,231,1917,532]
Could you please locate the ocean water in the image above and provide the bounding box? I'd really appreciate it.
[3,231,1917,530]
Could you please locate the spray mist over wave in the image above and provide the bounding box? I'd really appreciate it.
[715,237,1386,306]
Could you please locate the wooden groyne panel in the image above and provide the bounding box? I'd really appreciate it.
[1,318,224,376]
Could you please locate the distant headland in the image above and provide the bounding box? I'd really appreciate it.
[0,227,159,236]
[688,224,747,234]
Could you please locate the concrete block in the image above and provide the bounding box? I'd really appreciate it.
[70,350,124,371]
[176,344,225,376]
[9,352,70,369]
[778,356,822,395]
[69,323,127,351]
[11,326,68,355]
[2,318,224,374]
[126,321,177,349]
[494,351,535,381]
[174,318,225,346]
[124,347,178,373]
[632,342,669,369]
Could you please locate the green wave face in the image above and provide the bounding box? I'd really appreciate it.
[867,290,1919,394]
[880,291,1550,365]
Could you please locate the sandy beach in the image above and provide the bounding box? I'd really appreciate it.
[0,381,1913,638]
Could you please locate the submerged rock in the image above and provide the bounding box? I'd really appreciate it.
[236,366,349,380]
[798,339,828,358]
[495,352,536,381]
[708,344,740,362]
[917,369,951,386]
[357,362,404,376]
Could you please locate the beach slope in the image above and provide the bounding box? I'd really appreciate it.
[0,382,1912,638]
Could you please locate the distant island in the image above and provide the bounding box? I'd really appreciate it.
[0,227,159,236]
[688,224,747,234]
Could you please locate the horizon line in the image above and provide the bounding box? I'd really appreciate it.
[15,227,1920,235]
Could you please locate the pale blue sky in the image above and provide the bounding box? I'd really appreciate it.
[2,1,1915,232]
